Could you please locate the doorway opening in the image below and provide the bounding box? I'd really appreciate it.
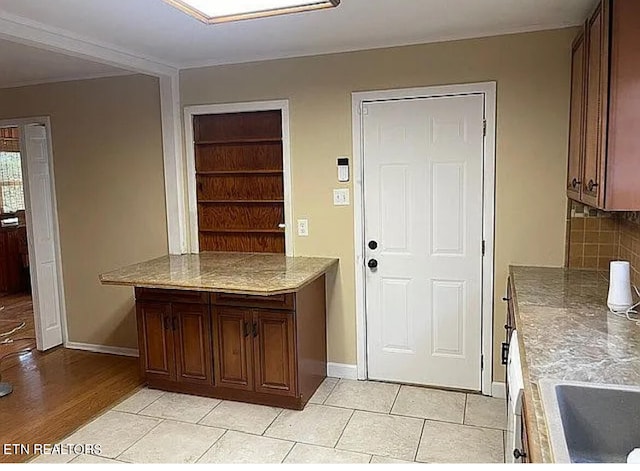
[352,83,496,396]
[0,118,66,353]
[0,126,34,366]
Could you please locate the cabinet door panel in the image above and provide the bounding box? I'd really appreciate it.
[174,303,213,385]
[253,310,296,396]
[583,3,609,208]
[137,302,175,381]
[567,33,586,201]
[213,307,253,390]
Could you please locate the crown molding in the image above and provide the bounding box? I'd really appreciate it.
[0,11,179,77]
[0,70,134,90]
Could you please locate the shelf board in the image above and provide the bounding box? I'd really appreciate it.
[195,138,282,145]
[196,170,283,176]
[198,200,284,204]
[199,229,285,234]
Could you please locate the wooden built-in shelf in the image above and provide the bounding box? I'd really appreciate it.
[194,110,285,254]
[195,138,282,146]
[198,200,284,204]
[196,170,283,176]
[199,229,285,234]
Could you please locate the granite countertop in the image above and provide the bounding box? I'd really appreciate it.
[509,266,640,463]
[99,252,339,295]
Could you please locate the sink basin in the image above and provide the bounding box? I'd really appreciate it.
[540,379,640,463]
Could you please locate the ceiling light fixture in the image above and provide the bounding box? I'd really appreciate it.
[164,0,340,24]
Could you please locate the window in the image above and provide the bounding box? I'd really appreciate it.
[0,151,25,214]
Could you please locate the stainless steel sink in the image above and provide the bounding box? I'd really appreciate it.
[540,379,640,463]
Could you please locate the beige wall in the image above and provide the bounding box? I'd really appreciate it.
[0,74,168,349]
[181,28,576,378]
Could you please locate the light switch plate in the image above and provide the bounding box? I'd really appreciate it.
[297,219,309,237]
[333,189,350,206]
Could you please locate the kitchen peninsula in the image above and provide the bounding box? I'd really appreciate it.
[100,252,338,410]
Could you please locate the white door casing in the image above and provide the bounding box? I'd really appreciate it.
[20,122,65,350]
[362,94,485,391]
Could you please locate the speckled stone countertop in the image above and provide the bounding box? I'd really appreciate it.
[510,266,640,463]
[100,252,339,295]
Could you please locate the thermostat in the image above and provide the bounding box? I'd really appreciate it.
[337,157,350,182]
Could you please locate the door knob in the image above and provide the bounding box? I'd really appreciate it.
[367,259,378,269]
[368,240,378,250]
[513,449,527,460]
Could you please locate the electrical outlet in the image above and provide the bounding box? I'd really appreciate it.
[333,188,350,206]
[297,219,309,237]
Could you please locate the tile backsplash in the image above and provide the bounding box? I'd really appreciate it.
[566,201,640,285]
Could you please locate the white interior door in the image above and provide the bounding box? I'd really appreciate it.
[363,94,485,391]
[21,123,64,350]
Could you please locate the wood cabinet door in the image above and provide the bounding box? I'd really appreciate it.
[136,301,176,382]
[213,306,253,390]
[582,2,610,208]
[567,32,586,201]
[253,310,297,397]
[173,303,213,385]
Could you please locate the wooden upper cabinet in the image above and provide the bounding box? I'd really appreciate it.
[173,303,213,386]
[569,0,640,210]
[253,310,297,397]
[567,32,586,201]
[582,2,608,208]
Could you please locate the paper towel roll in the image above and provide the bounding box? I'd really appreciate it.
[608,261,633,313]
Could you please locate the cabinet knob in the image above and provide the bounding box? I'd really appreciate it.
[571,178,581,189]
[587,180,599,192]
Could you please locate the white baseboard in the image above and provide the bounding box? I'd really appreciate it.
[65,341,139,358]
[327,362,358,380]
[492,381,506,399]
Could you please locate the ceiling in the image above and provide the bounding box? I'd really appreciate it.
[0,39,129,88]
[0,0,596,70]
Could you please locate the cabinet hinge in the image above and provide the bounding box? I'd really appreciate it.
[482,240,486,256]
[481,354,484,370]
[482,119,487,137]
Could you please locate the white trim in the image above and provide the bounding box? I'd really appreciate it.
[65,342,139,358]
[351,82,497,395]
[327,362,358,380]
[0,71,134,90]
[0,11,178,75]
[0,116,69,352]
[492,381,506,399]
[183,100,294,255]
[160,73,189,254]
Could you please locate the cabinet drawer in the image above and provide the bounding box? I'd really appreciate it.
[135,288,209,304]
[212,292,295,310]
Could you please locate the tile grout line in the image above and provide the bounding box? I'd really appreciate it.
[324,378,340,404]
[193,428,229,464]
[413,419,426,463]
[389,384,402,413]
[262,408,286,436]
[462,393,468,425]
[279,440,297,464]
[332,408,356,451]
[114,418,166,463]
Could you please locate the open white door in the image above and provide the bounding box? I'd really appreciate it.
[21,123,64,350]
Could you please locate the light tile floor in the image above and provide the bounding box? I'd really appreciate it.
[32,378,506,464]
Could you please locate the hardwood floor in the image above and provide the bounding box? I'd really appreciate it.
[0,293,142,463]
